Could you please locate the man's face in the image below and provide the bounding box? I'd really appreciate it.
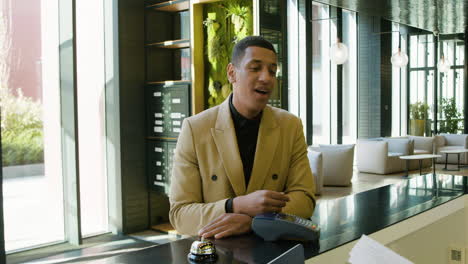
[227,46,277,118]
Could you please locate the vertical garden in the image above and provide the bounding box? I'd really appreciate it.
[203,0,253,108]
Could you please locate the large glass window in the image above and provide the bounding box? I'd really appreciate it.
[311,3,332,144]
[391,22,408,136]
[407,34,464,135]
[310,4,357,145]
[1,1,65,251]
[1,0,111,253]
[437,40,465,134]
[408,34,436,136]
[341,10,357,144]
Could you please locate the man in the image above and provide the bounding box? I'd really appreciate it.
[169,36,315,239]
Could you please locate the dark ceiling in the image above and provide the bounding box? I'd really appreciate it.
[314,0,468,34]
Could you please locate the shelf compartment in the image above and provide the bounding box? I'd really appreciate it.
[145,83,191,139]
[146,39,190,49]
[146,0,189,12]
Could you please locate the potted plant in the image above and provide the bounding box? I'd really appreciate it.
[409,101,429,136]
[439,98,462,134]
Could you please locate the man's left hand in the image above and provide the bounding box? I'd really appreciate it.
[198,213,252,239]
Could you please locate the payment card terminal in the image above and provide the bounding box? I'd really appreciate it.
[251,212,320,242]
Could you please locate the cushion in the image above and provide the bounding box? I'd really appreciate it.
[310,144,354,186]
[434,135,446,147]
[383,138,412,155]
[442,134,468,147]
[409,136,434,153]
[438,146,466,152]
[414,149,431,155]
[307,150,323,195]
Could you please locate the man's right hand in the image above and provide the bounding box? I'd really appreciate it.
[233,190,290,217]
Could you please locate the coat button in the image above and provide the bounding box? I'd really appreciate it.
[272,174,278,180]
[211,175,218,181]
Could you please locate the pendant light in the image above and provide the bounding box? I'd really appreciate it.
[391,30,408,68]
[438,40,451,73]
[391,47,409,68]
[433,3,450,73]
[330,38,348,65]
[438,55,451,73]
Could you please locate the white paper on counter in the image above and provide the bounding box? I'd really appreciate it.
[348,235,414,264]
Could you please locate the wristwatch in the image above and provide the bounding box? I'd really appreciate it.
[225,198,234,213]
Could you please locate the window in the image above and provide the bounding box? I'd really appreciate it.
[341,10,357,144]
[408,34,436,136]
[1,0,111,252]
[391,22,408,136]
[1,0,65,251]
[437,40,465,134]
[311,3,332,144]
[310,4,357,144]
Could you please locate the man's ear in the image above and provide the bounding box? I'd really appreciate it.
[227,63,236,84]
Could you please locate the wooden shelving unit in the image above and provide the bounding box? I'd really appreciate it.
[144,2,192,236]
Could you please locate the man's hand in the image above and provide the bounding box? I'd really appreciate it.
[233,190,290,217]
[198,213,252,239]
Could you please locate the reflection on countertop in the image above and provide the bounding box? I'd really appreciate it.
[312,173,466,254]
[95,174,467,263]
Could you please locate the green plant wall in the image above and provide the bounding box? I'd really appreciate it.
[204,0,253,108]
[0,87,44,166]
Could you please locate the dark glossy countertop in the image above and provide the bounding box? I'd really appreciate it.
[96,173,467,263]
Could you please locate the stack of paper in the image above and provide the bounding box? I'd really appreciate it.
[349,235,414,264]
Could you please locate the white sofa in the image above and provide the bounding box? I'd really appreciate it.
[356,136,434,175]
[308,144,355,188]
[434,134,468,164]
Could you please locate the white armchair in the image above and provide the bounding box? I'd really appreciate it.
[356,138,410,174]
[308,144,355,187]
[409,136,434,155]
[434,134,468,164]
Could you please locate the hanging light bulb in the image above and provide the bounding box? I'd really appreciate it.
[390,47,409,68]
[438,55,451,73]
[329,39,348,64]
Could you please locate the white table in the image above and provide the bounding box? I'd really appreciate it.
[400,154,442,178]
[440,149,468,171]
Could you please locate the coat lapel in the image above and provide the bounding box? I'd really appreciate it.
[211,99,246,196]
[247,106,279,194]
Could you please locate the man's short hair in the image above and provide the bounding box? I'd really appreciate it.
[231,36,276,66]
